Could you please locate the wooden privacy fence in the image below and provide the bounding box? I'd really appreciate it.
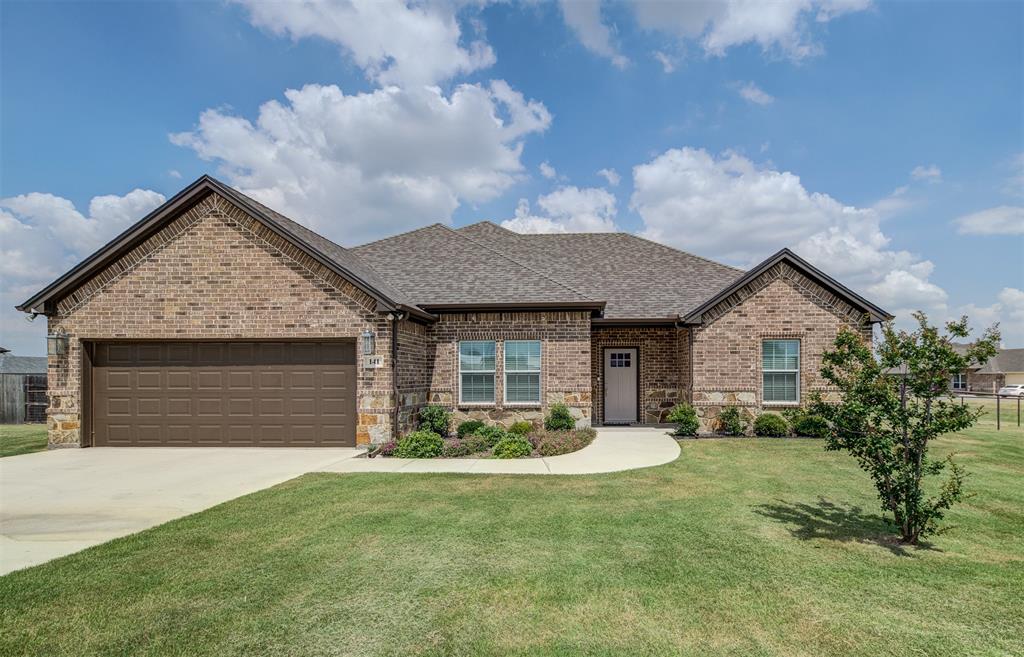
[0,374,47,424]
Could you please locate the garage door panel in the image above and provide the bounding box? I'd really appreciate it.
[197,371,223,389]
[136,397,162,416]
[92,341,356,447]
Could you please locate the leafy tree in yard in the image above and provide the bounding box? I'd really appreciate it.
[810,313,999,544]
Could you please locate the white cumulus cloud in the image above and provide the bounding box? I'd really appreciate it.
[597,168,621,186]
[954,206,1024,235]
[501,186,618,234]
[233,0,495,86]
[171,81,552,245]
[539,162,558,179]
[910,164,942,182]
[734,81,775,105]
[630,146,948,323]
[628,0,872,60]
[957,287,1024,347]
[559,0,629,69]
[0,189,166,354]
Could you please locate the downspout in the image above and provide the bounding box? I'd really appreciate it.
[390,312,404,440]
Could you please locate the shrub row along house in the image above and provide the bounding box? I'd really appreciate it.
[19,176,891,448]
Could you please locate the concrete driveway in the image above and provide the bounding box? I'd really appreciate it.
[0,447,359,575]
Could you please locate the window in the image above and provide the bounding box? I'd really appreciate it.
[505,340,541,404]
[459,341,495,404]
[610,352,631,368]
[952,373,967,390]
[763,339,799,403]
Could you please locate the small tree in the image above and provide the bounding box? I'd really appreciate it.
[810,313,999,544]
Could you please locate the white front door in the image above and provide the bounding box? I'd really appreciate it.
[604,348,637,424]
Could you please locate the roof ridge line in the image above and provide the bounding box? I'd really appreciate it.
[436,224,597,302]
[354,222,448,249]
[622,232,745,273]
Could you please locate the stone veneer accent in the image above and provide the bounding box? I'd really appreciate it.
[690,261,872,432]
[591,326,690,424]
[45,192,394,447]
[426,311,592,428]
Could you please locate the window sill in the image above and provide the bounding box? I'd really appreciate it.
[763,401,800,407]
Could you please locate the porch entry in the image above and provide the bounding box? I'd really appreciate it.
[604,348,638,424]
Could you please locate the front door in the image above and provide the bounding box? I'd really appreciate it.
[604,348,637,424]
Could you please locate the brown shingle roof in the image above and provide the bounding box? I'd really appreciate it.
[455,221,742,319]
[977,348,1024,374]
[351,224,597,308]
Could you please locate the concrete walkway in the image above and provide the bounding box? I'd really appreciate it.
[0,447,359,575]
[0,428,678,574]
[318,427,680,475]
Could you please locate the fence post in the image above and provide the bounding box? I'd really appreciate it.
[1018,396,1020,427]
[996,394,1000,431]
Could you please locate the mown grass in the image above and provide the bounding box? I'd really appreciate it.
[1,422,1021,656]
[0,424,47,458]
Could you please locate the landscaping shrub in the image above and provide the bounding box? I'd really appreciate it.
[441,438,471,458]
[418,405,451,436]
[544,403,576,431]
[460,433,491,455]
[666,402,700,436]
[393,430,443,458]
[782,408,831,438]
[492,434,533,459]
[474,425,508,447]
[456,419,485,439]
[717,406,747,436]
[528,427,597,457]
[508,420,534,436]
[753,413,789,437]
[377,440,398,457]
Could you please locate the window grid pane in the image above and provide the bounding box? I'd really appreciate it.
[460,341,495,372]
[763,372,798,402]
[505,340,541,403]
[505,340,541,372]
[506,373,540,403]
[461,374,495,403]
[763,339,799,371]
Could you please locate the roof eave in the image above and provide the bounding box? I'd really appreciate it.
[419,301,606,315]
[680,248,893,325]
[17,175,405,315]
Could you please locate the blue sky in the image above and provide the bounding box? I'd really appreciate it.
[1,0,1022,354]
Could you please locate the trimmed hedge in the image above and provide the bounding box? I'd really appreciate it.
[544,403,575,431]
[667,403,700,436]
[508,421,534,436]
[492,434,532,459]
[717,406,747,436]
[418,405,451,437]
[393,430,443,458]
[753,413,789,437]
[456,420,485,439]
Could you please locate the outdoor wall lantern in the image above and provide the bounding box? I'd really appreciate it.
[361,329,376,356]
[46,330,69,356]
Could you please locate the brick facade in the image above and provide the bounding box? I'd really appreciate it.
[41,191,878,447]
[690,261,871,431]
[591,326,690,424]
[426,311,592,428]
[46,192,394,447]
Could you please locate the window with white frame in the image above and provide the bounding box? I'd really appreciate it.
[952,373,967,390]
[505,340,541,404]
[763,339,799,403]
[459,341,496,404]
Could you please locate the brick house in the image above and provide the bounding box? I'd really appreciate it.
[18,176,891,448]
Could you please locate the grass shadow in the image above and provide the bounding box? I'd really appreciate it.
[753,497,939,556]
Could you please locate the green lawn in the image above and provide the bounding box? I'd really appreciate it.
[0,424,47,457]
[1,424,1022,656]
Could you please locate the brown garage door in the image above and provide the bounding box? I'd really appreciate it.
[91,341,356,447]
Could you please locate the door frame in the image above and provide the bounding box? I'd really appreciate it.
[602,346,640,424]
